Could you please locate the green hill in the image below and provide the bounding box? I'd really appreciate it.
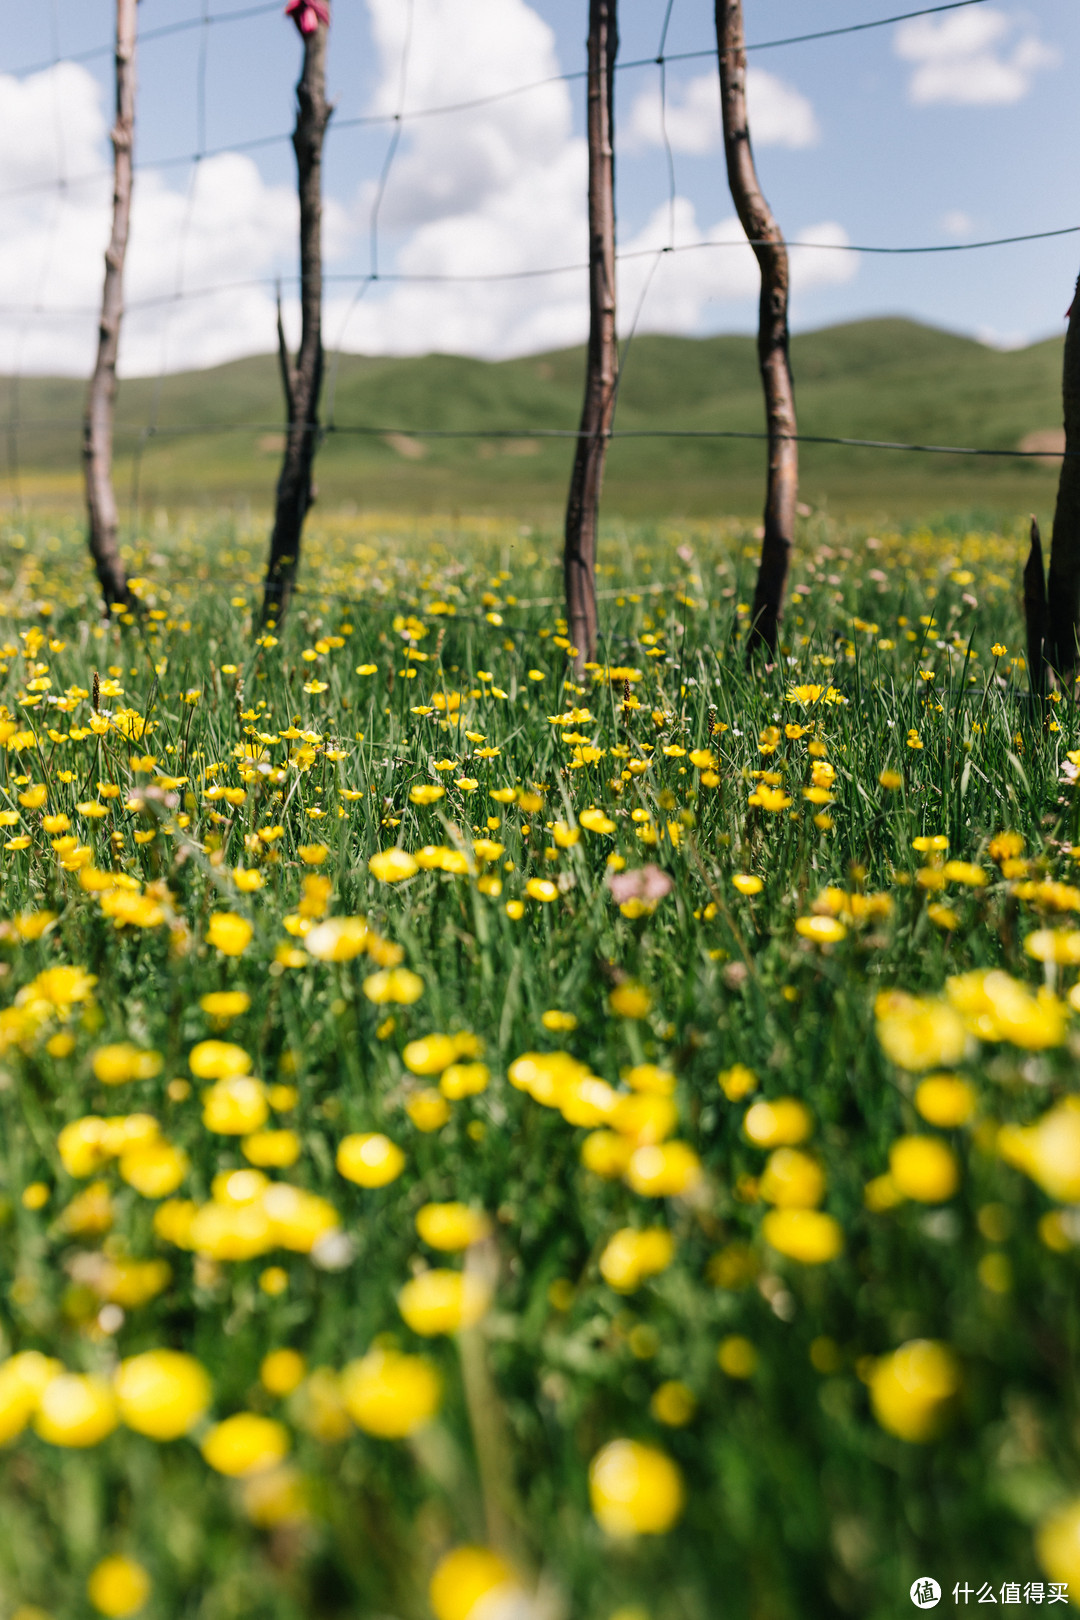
[0,317,1066,521]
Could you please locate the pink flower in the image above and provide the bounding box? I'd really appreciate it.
[606,864,674,905]
[285,0,329,34]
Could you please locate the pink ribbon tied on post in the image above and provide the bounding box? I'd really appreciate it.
[285,0,329,34]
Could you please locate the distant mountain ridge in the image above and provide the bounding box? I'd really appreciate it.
[0,318,1065,518]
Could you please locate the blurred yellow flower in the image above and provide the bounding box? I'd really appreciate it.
[342,1349,441,1438]
[718,1063,757,1101]
[439,1061,489,1099]
[998,1100,1080,1201]
[717,1336,758,1379]
[1025,928,1080,964]
[795,915,846,944]
[114,1350,211,1439]
[305,916,369,961]
[242,1130,301,1169]
[398,1270,491,1336]
[206,912,253,957]
[119,1140,189,1199]
[189,1040,250,1079]
[92,1043,162,1085]
[743,1097,812,1147]
[260,1348,306,1397]
[599,1227,674,1292]
[761,1209,843,1264]
[875,991,967,1071]
[759,1148,825,1208]
[202,1413,290,1476]
[888,1136,959,1203]
[406,1090,451,1132]
[625,1141,702,1198]
[429,1547,523,1620]
[416,1203,491,1250]
[336,1132,405,1188]
[202,1077,269,1135]
[87,1556,151,1618]
[369,849,419,883]
[34,1373,118,1447]
[0,1352,60,1444]
[869,1340,959,1442]
[609,982,651,1019]
[1036,1498,1080,1594]
[588,1439,684,1537]
[200,990,251,1022]
[914,1075,976,1128]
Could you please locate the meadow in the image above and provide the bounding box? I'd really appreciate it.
[1,508,1080,1619]
[0,318,1064,520]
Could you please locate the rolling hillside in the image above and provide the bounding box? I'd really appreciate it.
[0,317,1066,520]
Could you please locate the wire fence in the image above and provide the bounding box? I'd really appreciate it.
[1,0,1075,530]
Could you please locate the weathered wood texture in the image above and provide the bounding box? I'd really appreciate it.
[261,19,331,627]
[83,0,137,612]
[1024,515,1047,697]
[716,0,798,659]
[1047,275,1080,677]
[563,0,618,669]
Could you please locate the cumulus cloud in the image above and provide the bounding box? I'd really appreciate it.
[335,3,841,358]
[2,0,852,376]
[627,69,818,155]
[894,7,1059,106]
[329,0,589,357]
[0,63,337,377]
[616,202,854,338]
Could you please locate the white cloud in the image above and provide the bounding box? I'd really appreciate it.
[327,0,589,357]
[627,69,818,155]
[0,63,354,377]
[747,70,820,150]
[616,203,854,338]
[335,3,840,359]
[941,209,975,237]
[0,3,849,377]
[894,8,1059,106]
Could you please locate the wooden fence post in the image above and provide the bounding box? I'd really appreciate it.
[716,0,798,661]
[1047,274,1080,681]
[563,0,618,671]
[83,0,138,614]
[261,2,332,628]
[1023,515,1047,698]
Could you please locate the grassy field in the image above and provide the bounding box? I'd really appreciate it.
[0,318,1066,522]
[2,510,1080,1619]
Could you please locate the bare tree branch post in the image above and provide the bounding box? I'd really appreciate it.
[1024,515,1047,699]
[261,0,332,629]
[716,0,798,662]
[1047,275,1080,682]
[83,0,138,615]
[563,0,618,671]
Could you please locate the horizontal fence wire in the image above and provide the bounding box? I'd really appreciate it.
[3,0,1072,509]
[3,0,991,200]
[1,420,1071,459]
[0,224,1076,321]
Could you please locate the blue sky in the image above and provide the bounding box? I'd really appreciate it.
[2,0,1077,373]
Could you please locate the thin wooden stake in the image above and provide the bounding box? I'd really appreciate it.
[1023,514,1047,699]
[1047,272,1080,682]
[261,13,332,628]
[563,0,618,671]
[83,0,138,614]
[716,0,798,662]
